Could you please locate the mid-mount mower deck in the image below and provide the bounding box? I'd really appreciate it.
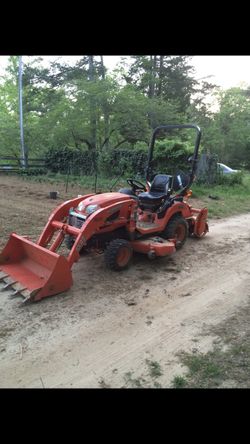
[0,124,208,303]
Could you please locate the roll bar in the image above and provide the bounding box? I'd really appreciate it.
[146,124,202,185]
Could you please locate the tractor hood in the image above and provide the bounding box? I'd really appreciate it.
[71,192,133,217]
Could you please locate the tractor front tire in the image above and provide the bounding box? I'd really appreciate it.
[162,215,188,249]
[65,234,75,250]
[64,235,88,254]
[104,239,133,271]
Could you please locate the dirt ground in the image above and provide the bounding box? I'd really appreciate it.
[0,174,250,388]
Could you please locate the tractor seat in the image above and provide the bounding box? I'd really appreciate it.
[138,174,172,210]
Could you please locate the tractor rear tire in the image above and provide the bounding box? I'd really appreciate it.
[162,215,188,249]
[104,239,133,271]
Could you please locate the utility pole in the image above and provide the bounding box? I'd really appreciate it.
[18,56,27,168]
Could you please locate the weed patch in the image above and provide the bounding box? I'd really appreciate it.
[146,359,163,378]
[172,297,250,388]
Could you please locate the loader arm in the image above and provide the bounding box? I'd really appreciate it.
[0,195,136,302]
[55,197,137,268]
[37,194,94,247]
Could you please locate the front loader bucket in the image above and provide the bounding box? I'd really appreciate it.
[0,233,73,302]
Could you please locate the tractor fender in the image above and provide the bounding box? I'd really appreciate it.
[162,201,192,226]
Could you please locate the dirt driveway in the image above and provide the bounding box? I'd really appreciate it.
[0,175,250,388]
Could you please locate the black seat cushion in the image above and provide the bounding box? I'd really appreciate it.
[150,174,173,193]
[138,191,167,206]
[138,174,172,208]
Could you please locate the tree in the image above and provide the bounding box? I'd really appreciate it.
[122,56,197,114]
[0,56,20,157]
[216,88,250,167]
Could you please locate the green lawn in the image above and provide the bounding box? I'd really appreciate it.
[21,171,250,219]
[191,173,250,218]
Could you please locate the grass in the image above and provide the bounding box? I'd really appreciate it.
[19,171,250,218]
[172,376,188,388]
[171,297,250,388]
[171,350,227,388]
[182,353,222,379]
[123,372,147,388]
[122,359,163,388]
[21,172,128,193]
[145,359,163,378]
[191,173,250,218]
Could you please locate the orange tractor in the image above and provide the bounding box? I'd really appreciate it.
[0,124,208,303]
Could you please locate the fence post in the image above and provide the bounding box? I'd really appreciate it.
[65,163,70,193]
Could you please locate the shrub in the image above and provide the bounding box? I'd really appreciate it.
[99,141,193,179]
[44,141,194,180]
[44,147,95,175]
[98,148,148,178]
[216,171,244,186]
[18,167,47,176]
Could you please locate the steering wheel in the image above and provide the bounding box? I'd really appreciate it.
[127,179,146,192]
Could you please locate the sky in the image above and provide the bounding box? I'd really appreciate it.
[0,55,250,90]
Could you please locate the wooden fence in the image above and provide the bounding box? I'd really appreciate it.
[0,156,46,173]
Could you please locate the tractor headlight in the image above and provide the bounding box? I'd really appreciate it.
[77,201,86,212]
[85,204,100,215]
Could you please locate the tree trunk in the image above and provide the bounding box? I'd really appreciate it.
[100,56,110,150]
[148,56,157,99]
[148,56,158,128]
[157,55,164,96]
[152,56,157,98]
[88,56,97,175]
[71,129,79,148]
[149,56,153,98]
[88,56,97,150]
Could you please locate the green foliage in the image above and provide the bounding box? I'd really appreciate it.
[43,137,193,180]
[18,167,47,176]
[182,354,222,378]
[0,58,20,157]
[98,147,148,178]
[123,372,146,388]
[172,375,187,388]
[150,139,194,177]
[1,55,250,182]
[211,88,250,169]
[145,359,163,378]
[216,170,243,186]
[44,147,94,175]
[122,56,197,114]
[192,172,250,218]
[146,97,184,130]
[173,298,250,388]
[98,139,193,178]
[196,154,244,186]
[112,85,150,144]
